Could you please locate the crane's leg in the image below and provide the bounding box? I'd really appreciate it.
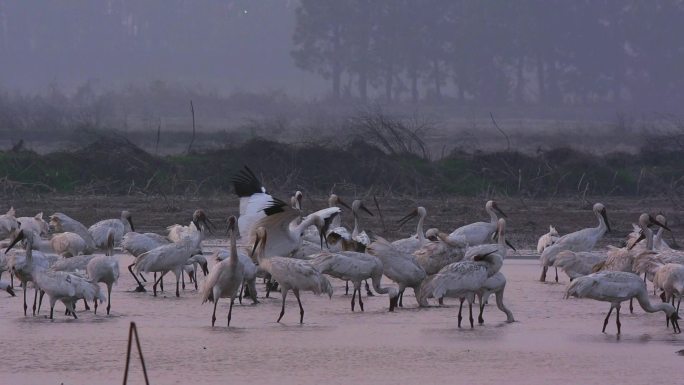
[469,300,474,328]
[238,282,244,305]
[128,263,146,292]
[457,298,464,328]
[139,273,147,282]
[211,296,219,327]
[351,288,356,311]
[358,288,364,312]
[159,274,164,292]
[345,280,349,295]
[602,306,614,333]
[398,289,404,308]
[181,271,186,291]
[554,267,559,283]
[540,266,548,282]
[478,294,485,325]
[277,289,288,323]
[69,302,78,319]
[32,288,38,316]
[193,267,198,291]
[49,304,54,320]
[37,290,45,315]
[248,279,259,304]
[175,273,180,297]
[293,289,304,324]
[629,298,633,314]
[677,297,681,313]
[365,280,374,297]
[615,305,621,335]
[107,283,112,315]
[10,272,13,288]
[227,297,235,327]
[83,299,90,311]
[152,271,168,297]
[22,281,27,316]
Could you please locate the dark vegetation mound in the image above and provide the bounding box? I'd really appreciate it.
[0,134,681,198]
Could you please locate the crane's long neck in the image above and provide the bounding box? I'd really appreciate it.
[595,212,608,236]
[229,230,238,267]
[644,226,654,251]
[352,211,361,238]
[636,289,674,315]
[485,254,504,276]
[416,214,425,244]
[294,215,319,238]
[497,227,506,256]
[486,205,498,225]
[255,243,271,272]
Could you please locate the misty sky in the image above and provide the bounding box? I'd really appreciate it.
[0,1,323,96]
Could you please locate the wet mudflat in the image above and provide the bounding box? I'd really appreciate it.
[1,256,682,385]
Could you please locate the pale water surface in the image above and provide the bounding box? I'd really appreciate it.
[1,254,681,385]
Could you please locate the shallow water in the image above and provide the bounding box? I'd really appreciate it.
[1,255,682,385]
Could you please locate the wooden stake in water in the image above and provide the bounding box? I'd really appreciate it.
[123,322,150,385]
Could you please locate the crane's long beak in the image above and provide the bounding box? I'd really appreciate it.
[494,205,508,219]
[649,215,671,232]
[5,230,24,254]
[250,237,261,258]
[127,217,135,232]
[473,250,497,262]
[628,231,645,250]
[5,285,15,297]
[505,239,516,252]
[337,198,351,210]
[397,209,418,227]
[360,203,374,216]
[601,209,611,233]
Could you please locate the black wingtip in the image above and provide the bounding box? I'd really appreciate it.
[232,166,265,197]
[263,198,288,217]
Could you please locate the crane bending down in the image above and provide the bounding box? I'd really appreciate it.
[540,203,610,282]
[566,271,680,334]
[251,226,333,324]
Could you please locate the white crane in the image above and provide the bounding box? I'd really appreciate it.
[554,251,606,281]
[537,225,559,254]
[0,280,15,296]
[49,213,96,253]
[392,206,429,254]
[6,229,104,319]
[627,214,673,252]
[201,216,244,327]
[309,250,399,312]
[5,230,57,316]
[366,235,426,307]
[214,248,258,305]
[540,202,610,282]
[122,231,170,291]
[26,232,88,258]
[413,230,466,275]
[134,222,202,297]
[252,226,333,323]
[565,271,680,334]
[232,166,271,238]
[464,218,511,261]
[447,200,507,247]
[247,198,326,259]
[17,212,49,237]
[290,190,303,211]
[418,250,504,328]
[88,210,135,249]
[87,253,119,315]
[0,207,18,240]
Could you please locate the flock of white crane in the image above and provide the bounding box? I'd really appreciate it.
[0,165,681,336]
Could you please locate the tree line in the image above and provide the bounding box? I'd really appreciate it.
[292,1,684,110]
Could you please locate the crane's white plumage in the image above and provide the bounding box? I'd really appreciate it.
[252,226,333,324]
[88,210,134,249]
[309,250,398,312]
[448,200,507,247]
[0,207,18,240]
[17,212,49,237]
[537,225,559,253]
[366,235,426,307]
[49,213,96,253]
[554,251,606,280]
[565,271,680,334]
[540,203,610,282]
[392,206,428,255]
[201,216,244,327]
